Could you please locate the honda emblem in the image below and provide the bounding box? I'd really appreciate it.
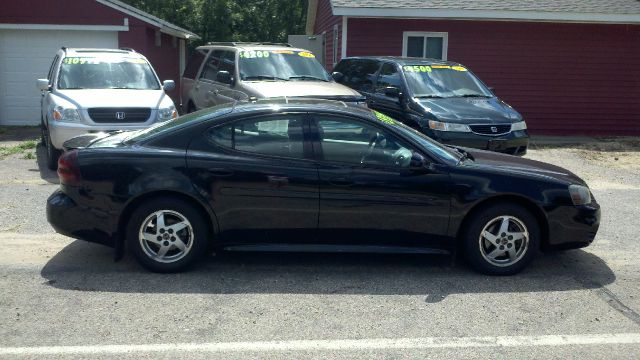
[116,112,126,120]
[491,126,498,133]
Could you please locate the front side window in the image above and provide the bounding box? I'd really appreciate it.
[375,63,402,95]
[57,56,160,90]
[403,32,448,60]
[200,50,224,81]
[316,116,413,168]
[403,65,493,98]
[183,49,208,79]
[238,50,330,82]
[208,115,306,159]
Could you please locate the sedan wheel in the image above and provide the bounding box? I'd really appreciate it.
[127,197,208,272]
[463,203,539,275]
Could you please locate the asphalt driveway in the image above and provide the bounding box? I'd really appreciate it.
[0,129,639,359]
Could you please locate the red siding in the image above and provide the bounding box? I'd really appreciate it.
[1,0,183,104]
[347,18,640,135]
[314,0,343,68]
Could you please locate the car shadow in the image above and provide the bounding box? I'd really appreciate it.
[34,143,59,184]
[41,240,615,302]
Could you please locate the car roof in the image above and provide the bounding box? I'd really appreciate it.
[196,43,309,53]
[339,56,459,67]
[60,48,145,58]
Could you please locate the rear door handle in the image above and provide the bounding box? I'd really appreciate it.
[328,177,353,187]
[208,168,234,177]
[268,175,289,185]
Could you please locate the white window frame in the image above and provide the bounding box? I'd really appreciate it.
[402,31,448,60]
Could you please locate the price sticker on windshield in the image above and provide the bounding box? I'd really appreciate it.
[271,50,294,54]
[451,66,467,71]
[62,57,100,65]
[298,51,315,58]
[373,111,397,125]
[404,65,432,73]
[240,50,270,59]
[431,65,451,69]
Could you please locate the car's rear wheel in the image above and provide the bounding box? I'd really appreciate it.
[462,203,539,275]
[44,128,60,170]
[126,197,209,272]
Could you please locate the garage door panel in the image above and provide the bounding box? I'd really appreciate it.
[0,29,118,125]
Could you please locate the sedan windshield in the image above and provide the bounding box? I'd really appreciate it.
[238,50,330,82]
[57,56,161,90]
[403,65,493,98]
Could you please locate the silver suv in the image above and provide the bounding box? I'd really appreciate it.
[180,42,363,113]
[37,48,177,169]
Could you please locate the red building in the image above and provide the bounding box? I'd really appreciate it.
[0,0,198,125]
[307,0,640,135]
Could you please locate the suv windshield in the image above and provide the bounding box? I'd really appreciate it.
[238,50,330,82]
[402,65,493,98]
[57,56,161,90]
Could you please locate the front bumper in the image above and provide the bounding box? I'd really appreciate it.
[47,190,116,247]
[426,129,529,156]
[48,121,154,150]
[545,201,601,251]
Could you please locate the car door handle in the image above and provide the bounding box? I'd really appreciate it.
[268,175,289,185]
[207,168,234,177]
[328,177,353,187]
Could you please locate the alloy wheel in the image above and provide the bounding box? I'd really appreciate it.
[139,210,194,263]
[478,215,529,267]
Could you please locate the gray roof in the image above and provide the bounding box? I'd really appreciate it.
[331,0,640,15]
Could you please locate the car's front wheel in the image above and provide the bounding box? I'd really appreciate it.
[126,197,209,272]
[44,127,61,170]
[463,203,540,275]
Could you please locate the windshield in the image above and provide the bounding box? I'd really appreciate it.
[371,111,460,164]
[402,65,493,98]
[57,56,160,90]
[123,103,235,144]
[238,50,330,82]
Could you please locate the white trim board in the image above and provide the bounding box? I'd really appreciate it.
[332,8,640,24]
[341,17,348,59]
[0,22,128,32]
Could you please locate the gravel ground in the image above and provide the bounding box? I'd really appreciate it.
[0,130,639,359]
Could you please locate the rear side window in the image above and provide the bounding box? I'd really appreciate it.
[183,49,208,79]
[207,115,306,159]
[335,59,379,92]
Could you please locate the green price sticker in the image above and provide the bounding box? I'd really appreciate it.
[404,65,432,73]
[373,111,397,125]
[240,51,270,59]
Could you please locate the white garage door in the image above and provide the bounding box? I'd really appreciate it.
[0,29,118,125]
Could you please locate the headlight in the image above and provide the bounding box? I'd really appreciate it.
[511,121,527,131]
[569,184,592,205]
[428,120,471,132]
[158,106,178,121]
[52,106,80,122]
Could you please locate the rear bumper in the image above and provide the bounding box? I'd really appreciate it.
[427,129,529,156]
[545,201,601,251]
[47,190,116,247]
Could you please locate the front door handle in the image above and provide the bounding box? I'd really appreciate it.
[328,177,353,187]
[268,175,289,185]
[207,168,234,177]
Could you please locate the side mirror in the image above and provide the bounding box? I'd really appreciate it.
[36,79,50,91]
[384,86,401,98]
[409,152,431,173]
[216,71,233,85]
[162,80,176,91]
[331,71,344,82]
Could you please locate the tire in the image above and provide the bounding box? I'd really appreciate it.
[462,203,540,275]
[126,197,209,273]
[45,128,61,170]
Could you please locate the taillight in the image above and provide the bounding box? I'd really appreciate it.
[57,150,82,185]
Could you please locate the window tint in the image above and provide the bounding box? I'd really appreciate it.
[316,116,413,168]
[200,50,222,81]
[375,63,402,94]
[208,115,306,159]
[183,49,208,79]
[218,50,236,76]
[335,59,379,92]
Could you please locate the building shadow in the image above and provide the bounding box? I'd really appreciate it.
[41,240,615,302]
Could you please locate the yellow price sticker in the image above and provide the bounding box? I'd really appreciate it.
[431,65,451,69]
[451,66,467,71]
[404,65,432,73]
[298,51,315,58]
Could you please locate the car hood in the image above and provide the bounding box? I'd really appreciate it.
[240,81,362,99]
[416,97,522,124]
[55,89,169,109]
[463,148,587,186]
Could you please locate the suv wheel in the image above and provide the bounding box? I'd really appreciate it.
[127,197,209,272]
[462,203,540,275]
[44,128,61,170]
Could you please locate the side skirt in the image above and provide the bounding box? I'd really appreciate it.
[221,244,451,255]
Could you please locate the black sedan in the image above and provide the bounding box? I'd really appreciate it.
[47,99,600,275]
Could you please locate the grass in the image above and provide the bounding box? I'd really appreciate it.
[0,140,38,159]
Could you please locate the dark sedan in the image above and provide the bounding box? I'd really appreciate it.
[47,99,600,275]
